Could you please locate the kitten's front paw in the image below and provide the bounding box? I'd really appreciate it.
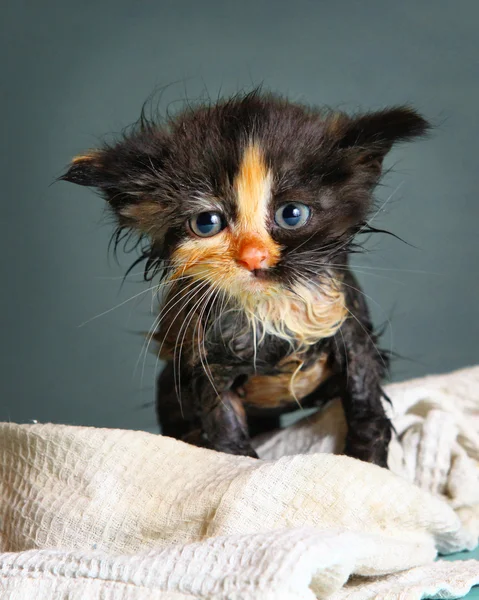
[344,421,391,468]
[344,441,389,468]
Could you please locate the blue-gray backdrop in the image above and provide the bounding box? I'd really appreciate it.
[2,0,478,430]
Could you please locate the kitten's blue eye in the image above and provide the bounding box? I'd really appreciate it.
[275,203,310,230]
[189,211,226,237]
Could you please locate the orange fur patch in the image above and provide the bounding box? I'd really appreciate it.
[243,353,330,407]
[233,144,280,267]
[234,144,270,230]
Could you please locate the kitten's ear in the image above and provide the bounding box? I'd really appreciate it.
[60,133,168,209]
[60,152,108,188]
[328,106,430,173]
[60,143,169,238]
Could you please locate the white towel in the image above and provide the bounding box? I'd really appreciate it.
[0,366,478,599]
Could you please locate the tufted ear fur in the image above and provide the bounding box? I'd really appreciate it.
[59,124,171,202]
[60,152,113,189]
[325,106,430,175]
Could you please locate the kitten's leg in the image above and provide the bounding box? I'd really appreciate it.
[156,362,198,440]
[332,272,392,468]
[193,374,258,458]
[338,341,391,468]
[157,364,257,457]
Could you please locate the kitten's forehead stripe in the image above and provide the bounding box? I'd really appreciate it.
[234,143,272,232]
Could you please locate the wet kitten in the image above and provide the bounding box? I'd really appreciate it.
[62,91,429,466]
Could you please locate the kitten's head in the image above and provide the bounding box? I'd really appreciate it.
[62,91,429,343]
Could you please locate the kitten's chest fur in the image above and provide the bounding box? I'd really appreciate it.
[239,351,331,409]
[156,284,338,409]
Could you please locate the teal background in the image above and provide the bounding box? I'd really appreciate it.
[1,0,478,432]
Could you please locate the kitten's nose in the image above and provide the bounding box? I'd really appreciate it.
[236,245,270,271]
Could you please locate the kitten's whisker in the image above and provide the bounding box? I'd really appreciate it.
[294,260,405,285]
[338,325,349,385]
[196,285,223,401]
[335,264,439,275]
[206,286,225,386]
[290,267,388,370]
[154,279,211,369]
[174,294,203,410]
[293,264,393,332]
[149,280,211,412]
[154,270,212,299]
[287,232,318,256]
[159,261,227,269]
[332,181,405,256]
[78,285,159,327]
[149,282,208,390]
[192,289,209,385]
[95,270,151,280]
[251,316,258,372]
[138,311,164,389]
[175,284,213,399]
[136,277,207,383]
[343,303,388,370]
[327,275,394,361]
[173,283,216,405]
[216,288,230,346]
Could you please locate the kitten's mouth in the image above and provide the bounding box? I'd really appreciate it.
[239,268,280,295]
[250,268,270,280]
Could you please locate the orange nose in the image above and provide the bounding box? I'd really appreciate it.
[236,244,270,271]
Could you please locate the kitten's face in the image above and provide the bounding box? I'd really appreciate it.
[167,143,281,296]
[62,92,428,335]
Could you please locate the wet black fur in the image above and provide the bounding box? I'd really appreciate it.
[61,90,430,467]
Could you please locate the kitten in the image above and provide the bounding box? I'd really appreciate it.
[62,90,429,466]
